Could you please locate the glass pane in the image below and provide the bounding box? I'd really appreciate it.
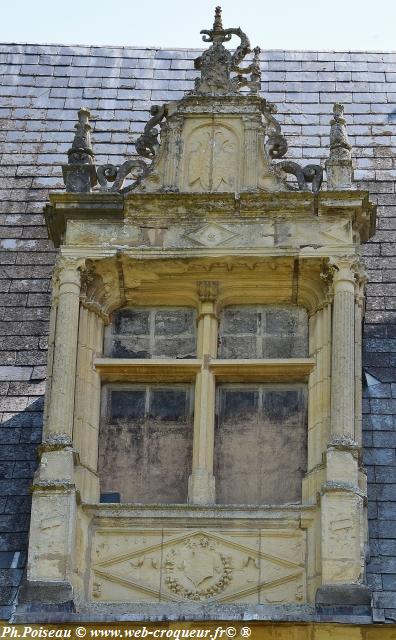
[219,305,308,359]
[220,388,258,421]
[106,307,197,358]
[99,385,193,504]
[215,384,307,505]
[114,309,149,335]
[219,336,257,359]
[221,308,258,334]
[110,389,145,420]
[112,337,150,359]
[153,337,196,359]
[150,389,188,421]
[154,309,195,336]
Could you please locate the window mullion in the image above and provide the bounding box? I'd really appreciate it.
[188,282,219,505]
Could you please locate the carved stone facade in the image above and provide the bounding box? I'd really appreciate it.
[14,7,379,626]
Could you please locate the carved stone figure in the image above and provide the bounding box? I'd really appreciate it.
[275,160,324,194]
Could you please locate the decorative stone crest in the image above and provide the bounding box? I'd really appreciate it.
[164,535,232,600]
[58,9,357,198]
[193,6,258,95]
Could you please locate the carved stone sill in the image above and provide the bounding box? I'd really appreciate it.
[94,357,315,383]
[94,358,201,382]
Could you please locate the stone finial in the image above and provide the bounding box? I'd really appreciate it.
[213,5,223,32]
[325,103,354,190]
[329,103,352,161]
[68,107,94,165]
[62,108,97,193]
[193,7,251,94]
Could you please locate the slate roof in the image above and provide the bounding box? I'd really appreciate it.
[1,43,396,621]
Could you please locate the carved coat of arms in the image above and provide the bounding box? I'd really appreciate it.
[165,535,232,600]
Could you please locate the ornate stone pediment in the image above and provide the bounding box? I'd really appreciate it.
[59,7,335,198]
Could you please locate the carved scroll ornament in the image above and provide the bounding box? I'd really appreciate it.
[274,160,324,194]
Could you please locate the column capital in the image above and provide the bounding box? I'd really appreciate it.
[198,280,219,303]
[79,261,110,323]
[328,255,360,281]
[321,256,361,296]
[53,256,85,287]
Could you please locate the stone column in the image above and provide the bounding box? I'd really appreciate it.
[317,256,370,606]
[164,113,183,190]
[330,256,357,441]
[354,271,366,448]
[188,281,218,505]
[24,257,83,608]
[74,304,104,504]
[46,257,83,440]
[42,270,60,432]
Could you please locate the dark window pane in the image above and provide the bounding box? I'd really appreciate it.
[220,389,258,421]
[150,389,188,421]
[113,309,149,335]
[155,310,195,336]
[266,308,299,335]
[219,336,257,359]
[112,337,151,359]
[221,308,258,335]
[110,390,145,420]
[263,389,303,423]
[219,305,308,359]
[153,337,196,359]
[265,337,297,359]
[215,384,307,505]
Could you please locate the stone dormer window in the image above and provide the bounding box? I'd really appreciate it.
[30,6,377,615]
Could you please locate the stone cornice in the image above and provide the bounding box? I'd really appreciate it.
[44,189,376,249]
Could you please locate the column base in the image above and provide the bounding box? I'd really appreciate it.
[315,584,371,606]
[13,580,75,621]
[188,470,215,505]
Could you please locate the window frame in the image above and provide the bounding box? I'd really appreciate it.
[94,301,315,505]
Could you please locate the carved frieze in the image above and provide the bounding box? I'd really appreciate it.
[66,217,352,252]
[90,528,306,604]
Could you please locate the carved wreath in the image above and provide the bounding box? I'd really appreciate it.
[165,536,232,600]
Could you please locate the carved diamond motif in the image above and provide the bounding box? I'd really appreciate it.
[186,223,238,247]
